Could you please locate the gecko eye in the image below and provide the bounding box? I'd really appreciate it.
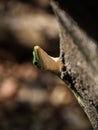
[34,61,38,66]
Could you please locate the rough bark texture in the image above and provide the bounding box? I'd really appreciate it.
[50,0,98,129]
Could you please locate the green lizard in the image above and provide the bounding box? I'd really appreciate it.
[32,45,84,107]
[32,45,98,130]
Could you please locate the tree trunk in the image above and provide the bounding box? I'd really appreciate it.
[50,0,98,129]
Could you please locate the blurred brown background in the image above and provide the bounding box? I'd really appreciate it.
[0,0,98,130]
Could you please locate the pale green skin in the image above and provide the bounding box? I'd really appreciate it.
[32,46,41,68]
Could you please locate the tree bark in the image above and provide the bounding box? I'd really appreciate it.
[50,0,98,129]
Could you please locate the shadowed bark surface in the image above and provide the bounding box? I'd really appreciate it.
[50,0,98,129]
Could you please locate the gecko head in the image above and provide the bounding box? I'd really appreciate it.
[32,45,60,75]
